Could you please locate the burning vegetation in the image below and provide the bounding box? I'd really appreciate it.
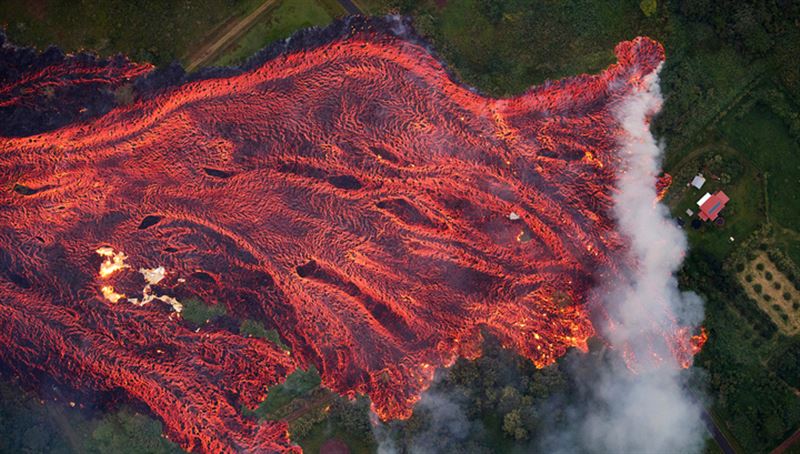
[0,17,703,453]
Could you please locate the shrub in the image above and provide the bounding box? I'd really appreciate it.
[784,292,792,301]
[763,294,772,302]
[765,271,773,280]
[754,284,763,293]
[736,263,746,272]
[773,282,781,290]
[772,304,781,311]
[781,313,789,322]
[757,263,765,271]
[794,302,800,310]
[746,274,754,282]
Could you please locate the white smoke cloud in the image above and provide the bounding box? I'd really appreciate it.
[372,390,477,454]
[548,64,707,454]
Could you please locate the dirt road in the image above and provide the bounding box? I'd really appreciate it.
[185,0,278,72]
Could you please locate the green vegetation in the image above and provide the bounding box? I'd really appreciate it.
[211,0,343,67]
[0,0,265,65]
[0,380,180,453]
[683,251,800,452]
[239,319,291,351]
[721,102,800,227]
[252,367,321,419]
[180,297,227,326]
[390,0,665,96]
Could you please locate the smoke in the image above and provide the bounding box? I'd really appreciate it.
[541,65,706,454]
[373,389,481,454]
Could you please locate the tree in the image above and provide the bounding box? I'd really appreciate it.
[640,0,657,17]
[502,409,528,440]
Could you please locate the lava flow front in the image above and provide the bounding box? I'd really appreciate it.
[0,18,699,453]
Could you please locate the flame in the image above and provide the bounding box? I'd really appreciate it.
[96,247,129,278]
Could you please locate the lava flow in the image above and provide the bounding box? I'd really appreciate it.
[0,17,701,453]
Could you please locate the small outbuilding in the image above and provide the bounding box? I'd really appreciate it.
[691,174,706,189]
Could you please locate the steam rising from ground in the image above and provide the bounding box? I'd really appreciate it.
[543,65,706,454]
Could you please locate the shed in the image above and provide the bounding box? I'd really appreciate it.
[691,174,706,189]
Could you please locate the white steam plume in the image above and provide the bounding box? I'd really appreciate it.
[550,64,707,454]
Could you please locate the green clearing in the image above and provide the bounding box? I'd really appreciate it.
[180,297,227,326]
[211,0,344,67]
[669,144,764,261]
[720,102,800,228]
[0,0,264,66]
[402,0,665,96]
[239,318,292,351]
[252,367,322,420]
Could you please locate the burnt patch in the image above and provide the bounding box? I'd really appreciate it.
[203,167,233,179]
[369,145,399,163]
[327,174,363,190]
[13,183,55,196]
[191,271,216,284]
[295,260,318,278]
[137,215,162,230]
[376,198,436,228]
[8,272,31,289]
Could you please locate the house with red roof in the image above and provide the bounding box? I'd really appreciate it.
[696,191,730,221]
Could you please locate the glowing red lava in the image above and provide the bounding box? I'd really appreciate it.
[0,18,698,453]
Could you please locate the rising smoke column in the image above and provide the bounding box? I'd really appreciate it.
[544,65,707,454]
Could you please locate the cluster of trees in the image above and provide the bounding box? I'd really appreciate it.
[0,380,180,454]
[769,339,800,389]
[676,0,800,80]
[682,250,800,451]
[684,250,778,339]
[378,338,570,452]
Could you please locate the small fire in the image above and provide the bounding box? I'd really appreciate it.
[96,247,129,278]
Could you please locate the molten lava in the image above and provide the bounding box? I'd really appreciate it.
[0,18,698,453]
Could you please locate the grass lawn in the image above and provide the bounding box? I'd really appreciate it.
[0,0,264,65]
[212,0,344,67]
[669,146,764,262]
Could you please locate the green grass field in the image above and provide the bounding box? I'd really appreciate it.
[406,0,664,96]
[721,102,800,229]
[211,0,343,67]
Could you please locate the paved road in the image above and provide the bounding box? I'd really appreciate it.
[336,0,362,15]
[771,426,800,454]
[700,407,737,454]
